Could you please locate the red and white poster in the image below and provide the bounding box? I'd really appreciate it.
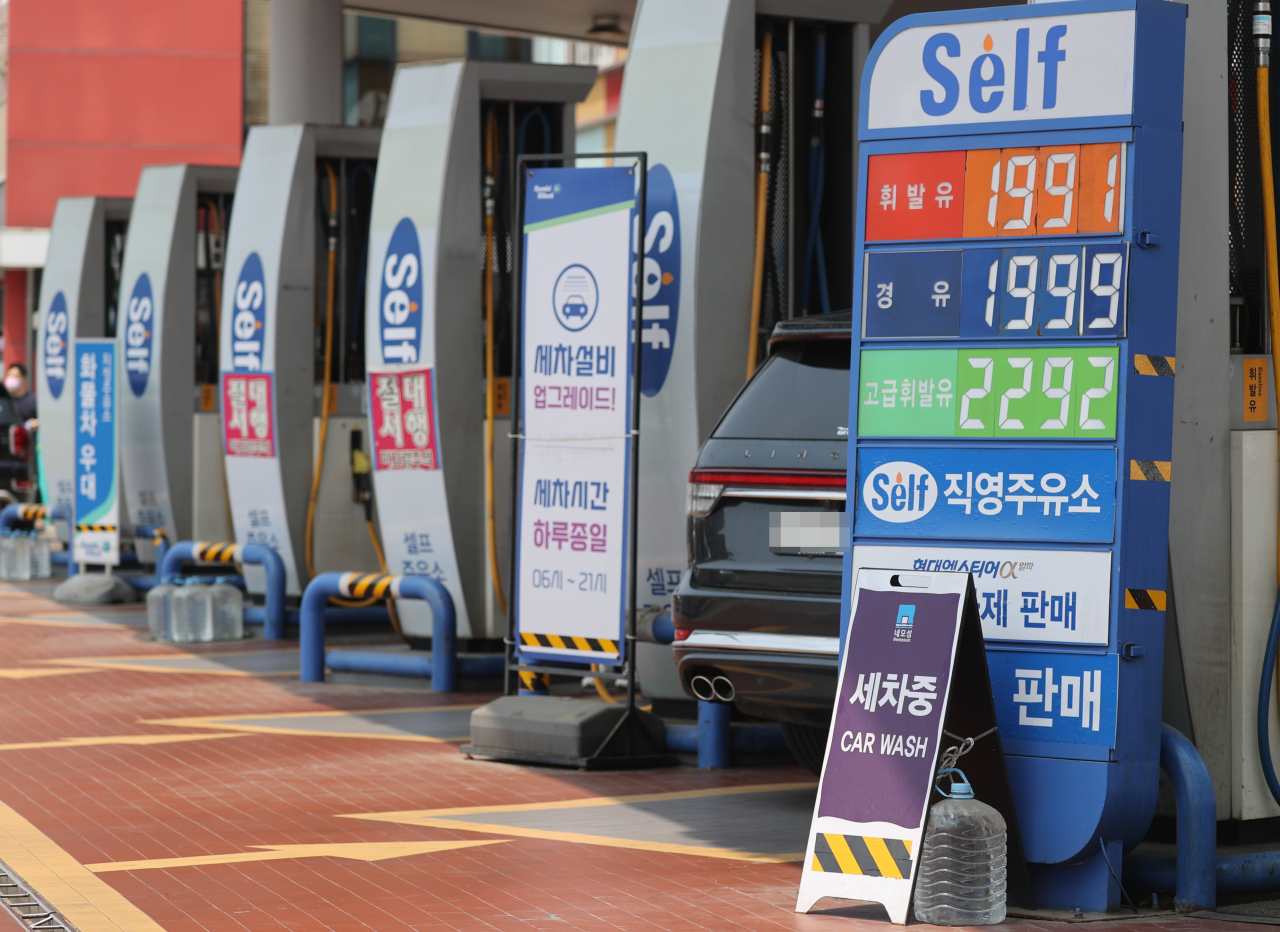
[222,373,275,457]
[369,368,440,470]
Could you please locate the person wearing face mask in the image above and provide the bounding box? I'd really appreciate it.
[4,364,35,431]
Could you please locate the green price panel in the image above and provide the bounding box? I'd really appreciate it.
[858,347,1118,439]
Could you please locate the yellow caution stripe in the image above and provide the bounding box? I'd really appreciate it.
[339,573,397,600]
[521,632,618,655]
[193,541,240,562]
[518,671,550,692]
[74,524,116,533]
[810,833,912,879]
[1134,355,1175,377]
[18,505,47,520]
[1125,589,1167,611]
[1129,460,1172,482]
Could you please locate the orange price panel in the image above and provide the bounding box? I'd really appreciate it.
[864,150,966,241]
[1036,145,1080,235]
[961,148,1002,239]
[994,147,1039,236]
[1077,143,1125,234]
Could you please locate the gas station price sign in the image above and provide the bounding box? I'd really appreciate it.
[825,0,1187,907]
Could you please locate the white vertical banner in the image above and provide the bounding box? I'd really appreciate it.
[515,166,637,664]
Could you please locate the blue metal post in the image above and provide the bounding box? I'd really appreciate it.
[698,700,731,769]
[161,541,286,638]
[1160,723,1217,910]
[299,572,456,690]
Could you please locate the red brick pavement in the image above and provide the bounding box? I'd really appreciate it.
[0,584,1260,932]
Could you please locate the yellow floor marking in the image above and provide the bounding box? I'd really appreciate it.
[349,780,816,819]
[0,667,98,679]
[87,839,505,873]
[0,795,167,931]
[35,652,297,677]
[0,616,134,630]
[139,706,480,743]
[345,782,815,864]
[0,733,245,752]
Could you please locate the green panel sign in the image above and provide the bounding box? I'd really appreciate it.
[859,347,1118,439]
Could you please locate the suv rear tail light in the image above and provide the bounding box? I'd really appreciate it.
[688,469,846,516]
[687,480,724,517]
[8,424,29,459]
[674,628,693,641]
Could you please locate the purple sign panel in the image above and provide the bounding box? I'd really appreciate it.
[817,587,960,827]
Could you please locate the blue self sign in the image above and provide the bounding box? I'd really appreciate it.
[828,0,1187,909]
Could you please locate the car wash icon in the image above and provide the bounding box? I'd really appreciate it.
[552,263,599,332]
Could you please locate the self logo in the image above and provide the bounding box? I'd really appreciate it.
[862,461,938,523]
[124,274,153,396]
[636,163,680,397]
[43,292,69,399]
[381,218,422,364]
[231,253,266,373]
[920,25,1068,116]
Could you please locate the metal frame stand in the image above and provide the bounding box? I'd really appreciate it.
[463,150,670,770]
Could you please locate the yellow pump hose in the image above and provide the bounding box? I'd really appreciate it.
[484,111,508,616]
[1258,65,1280,724]
[746,30,774,378]
[302,166,397,623]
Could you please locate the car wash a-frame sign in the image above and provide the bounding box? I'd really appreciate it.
[840,0,1185,900]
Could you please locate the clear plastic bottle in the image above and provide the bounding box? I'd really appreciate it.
[209,576,244,641]
[913,772,1007,926]
[169,578,214,643]
[31,533,51,579]
[0,530,15,581]
[11,533,32,582]
[146,575,181,641]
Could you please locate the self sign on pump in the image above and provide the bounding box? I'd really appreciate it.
[866,10,1137,131]
[231,253,266,372]
[124,274,153,395]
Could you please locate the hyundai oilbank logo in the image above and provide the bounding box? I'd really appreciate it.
[380,218,422,363]
[230,253,266,372]
[862,461,937,523]
[637,163,680,397]
[552,264,599,331]
[43,292,69,399]
[921,25,1067,116]
[124,274,153,396]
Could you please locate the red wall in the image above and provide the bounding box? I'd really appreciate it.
[8,0,244,228]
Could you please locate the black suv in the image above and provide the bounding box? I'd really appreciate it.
[671,312,851,773]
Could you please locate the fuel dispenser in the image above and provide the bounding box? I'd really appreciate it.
[613,0,889,693]
[219,125,380,596]
[117,165,238,557]
[363,60,594,641]
[36,197,131,519]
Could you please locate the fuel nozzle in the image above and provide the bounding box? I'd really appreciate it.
[1259,0,1273,67]
[351,428,373,520]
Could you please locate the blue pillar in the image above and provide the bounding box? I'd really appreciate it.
[698,700,731,769]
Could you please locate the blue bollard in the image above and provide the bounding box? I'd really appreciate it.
[1160,723,1217,910]
[161,540,286,638]
[300,572,456,691]
[698,700,732,769]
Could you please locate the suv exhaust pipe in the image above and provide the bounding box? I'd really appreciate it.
[690,674,716,701]
[711,675,736,702]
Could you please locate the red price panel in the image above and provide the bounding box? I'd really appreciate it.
[867,142,1124,242]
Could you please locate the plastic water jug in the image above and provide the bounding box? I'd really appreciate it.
[11,533,32,582]
[0,531,15,581]
[31,534,51,579]
[913,769,1007,925]
[169,578,214,643]
[209,576,244,641]
[146,575,181,641]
